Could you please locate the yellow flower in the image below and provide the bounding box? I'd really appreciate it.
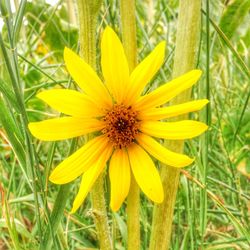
[29,26,208,213]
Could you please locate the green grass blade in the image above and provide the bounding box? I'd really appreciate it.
[13,0,27,45]
[219,0,250,40]
[203,10,250,78]
[0,99,25,166]
[41,139,77,250]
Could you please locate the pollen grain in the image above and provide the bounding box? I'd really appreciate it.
[102,104,140,149]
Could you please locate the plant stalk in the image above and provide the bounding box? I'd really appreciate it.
[77,1,113,249]
[149,1,201,249]
[120,0,140,249]
[120,0,137,70]
[0,0,43,241]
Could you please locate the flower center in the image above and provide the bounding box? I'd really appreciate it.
[102,104,139,149]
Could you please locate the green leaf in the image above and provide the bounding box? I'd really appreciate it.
[0,78,20,112]
[219,0,250,40]
[25,1,78,60]
[113,213,127,243]
[0,99,25,166]
[0,218,34,239]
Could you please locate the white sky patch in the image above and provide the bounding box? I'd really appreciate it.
[10,0,16,13]
[45,0,59,6]
[23,17,28,26]
[0,17,4,32]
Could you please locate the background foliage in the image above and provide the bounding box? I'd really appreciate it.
[0,0,249,249]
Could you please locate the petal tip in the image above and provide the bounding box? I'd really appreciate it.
[156,41,166,59]
[168,155,195,168]
[149,184,164,204]
[63,47,75,64]
[199,99,210,109]
[49,170,72,185]
[110,203,120,212]
[70,207,77,214]
[174,157,195,168]
[28,122,33,131]
[63,46,70,57]
[154,192,164,203]
[104,25,112,31]
[203,123,209,131]
[49,170,67,185]
[36,91,47,101]
[183,157,195,167]
[48,173,57,184]
[64,46,71,54]
[103,25,115,37]
[158,41,166,49]
[102,26,121,45]
[193,69,203,78]
[189,157,195,164]
[200,99,209,106]
[28,122,38,138]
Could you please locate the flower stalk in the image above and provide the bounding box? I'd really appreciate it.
[76,1,113,249]
[120,0,140,249]
[149,1,201,249]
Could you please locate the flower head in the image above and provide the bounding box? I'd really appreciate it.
[29,26,208,213]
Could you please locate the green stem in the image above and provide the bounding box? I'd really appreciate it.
[149,1,201,249]
[120,0,137,70]
[200,1,210,248]
[120,1,140,249]
[77,1,113,250]
[0,0,43,241]
[77,0,100,68]
[90,174,113,250]
[41,140,77,250]
[126,176,140,250]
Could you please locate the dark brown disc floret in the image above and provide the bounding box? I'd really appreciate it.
[102,104,140,149]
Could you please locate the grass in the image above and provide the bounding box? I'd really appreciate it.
[0,0,249,249]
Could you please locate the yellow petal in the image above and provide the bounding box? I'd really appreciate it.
[101,26,130,104]
[135,70,202,110]
[127,143,163,203]
[71,144,113,213]
[140,120,208,140]
[139,99,209,120]
[64,47,112,108]
[28,117,104,141]
[125,41,166,105]
[109,149,130,211]
[49,136,110,184]
[37,89,105,118]
[136,133,194,167]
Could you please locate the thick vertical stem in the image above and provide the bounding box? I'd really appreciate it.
[120,0,137,70]
[77,0,100,67]
[120,1,140,249]
[149,1,201,250]
[90,174,113,250]
[67,0,77,26]
[77,1,113,250]
[126,175,140,250]
[66,0,77,26]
